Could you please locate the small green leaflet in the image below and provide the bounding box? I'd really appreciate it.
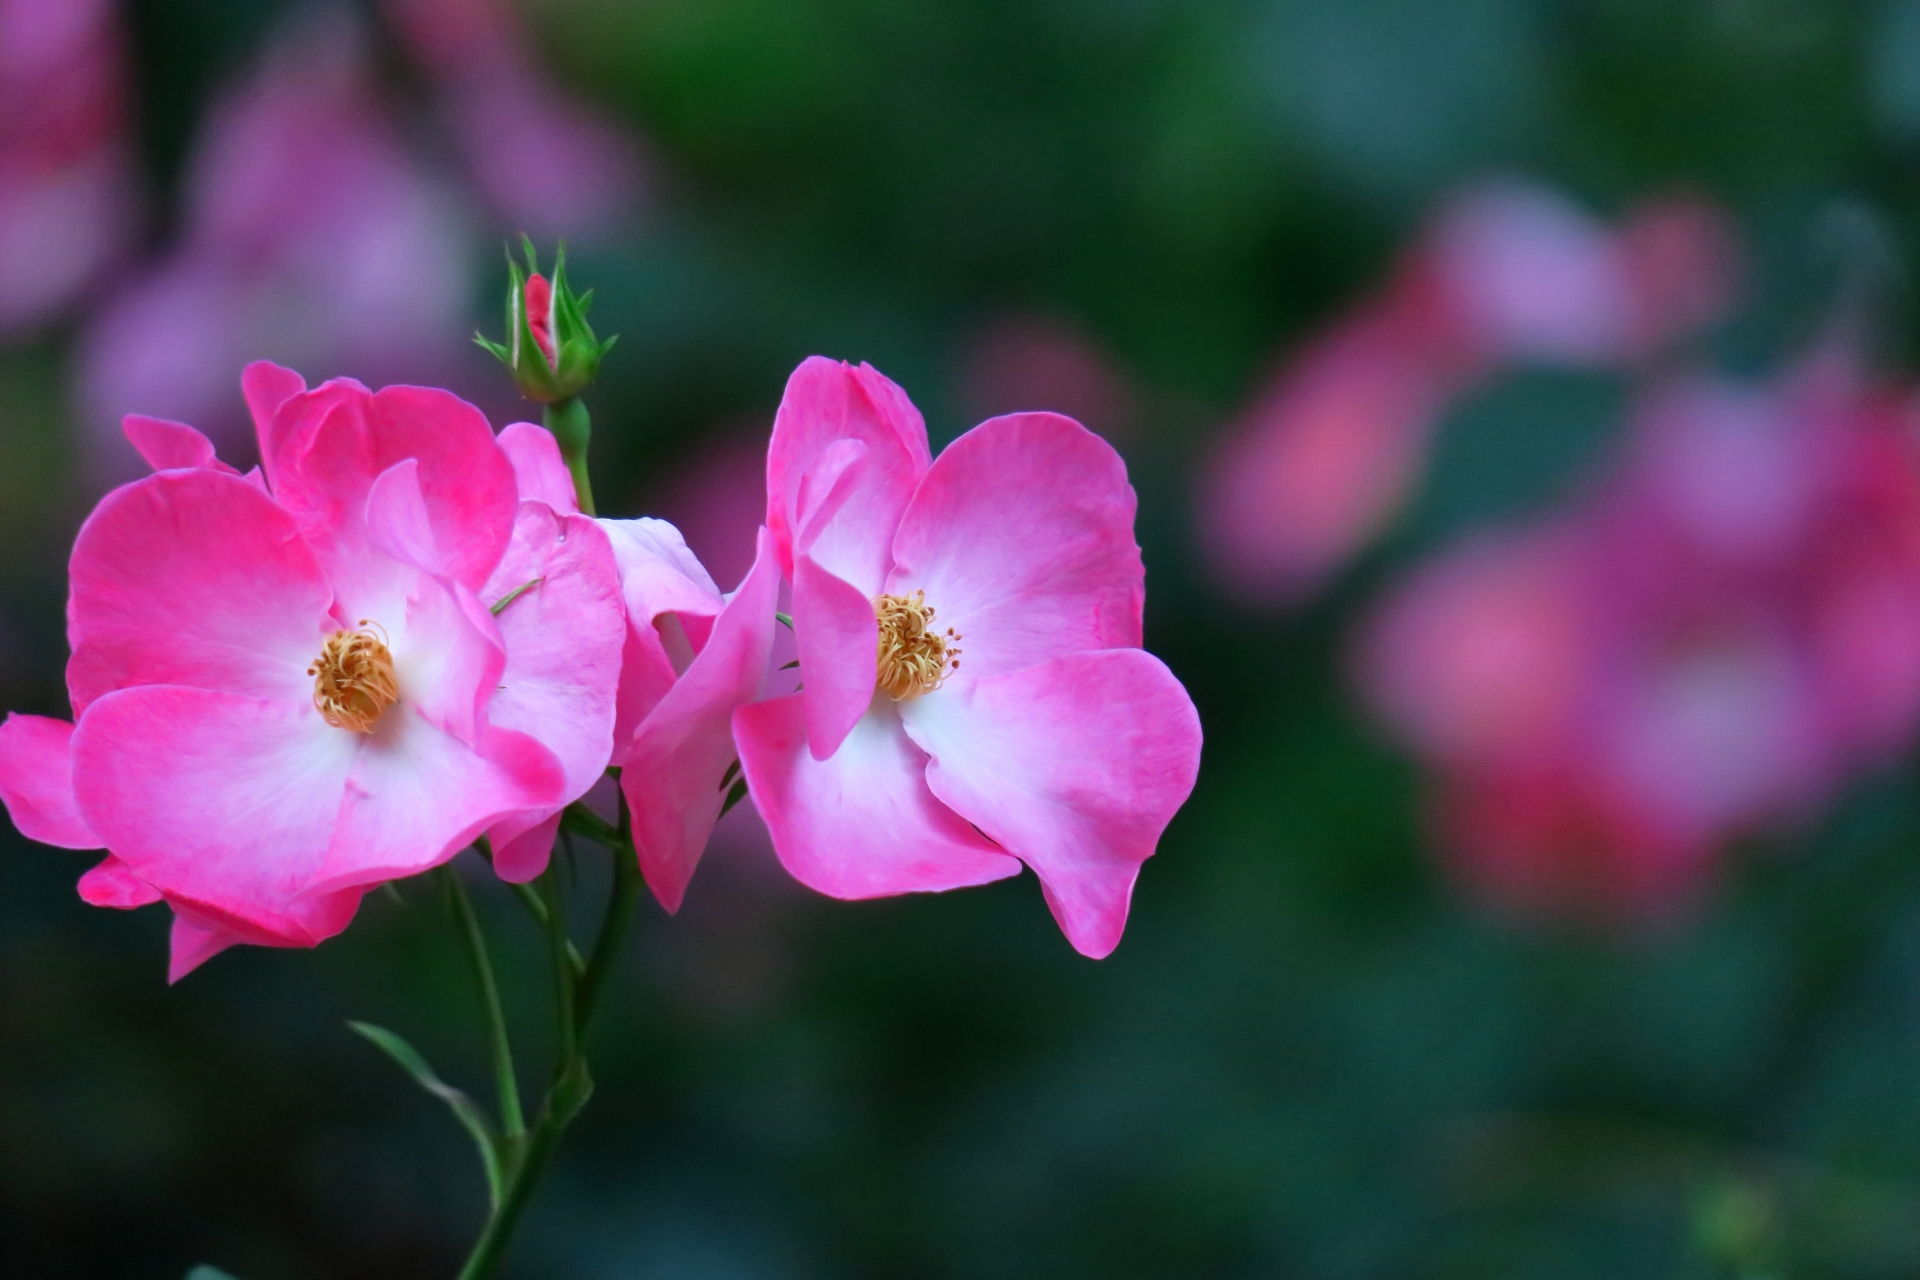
[348,1021,504,1208]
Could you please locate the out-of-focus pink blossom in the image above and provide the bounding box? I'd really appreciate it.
[0,364,626,979]
[1199,306,1464,602]
[1357,344,1920,921]
[733,357,1201,958]
[75,22,474,487]
[382,0,645,238]
[0,0,138,336]
[1200,178,1741,606]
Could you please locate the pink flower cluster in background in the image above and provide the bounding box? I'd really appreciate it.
[1356,344,1920,919]
[1198,177,1739,606]
[0,0,138,337]
[74,2,645,486]
[0,356,1200,976]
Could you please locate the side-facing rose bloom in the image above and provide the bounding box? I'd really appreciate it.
[732,358,1202,958]
[0,362,624,978]
[490,422,779,902]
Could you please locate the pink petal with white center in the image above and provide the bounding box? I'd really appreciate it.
[901,649,1201,958]
[168,911,242,983]
[498,421,579,513]
[72,685,358,944]
[765,357,927,593]
[78,855,160,908]
[259,375,518,614]
[0,712,100,848]
[66,467,334,715]
[313,700,563,893]
[733,693,1020,900]
[889,412,1144,678]
[480,503,625,881]
[364,462,511,745]
[122,414,239,474]
[623,526,780,911]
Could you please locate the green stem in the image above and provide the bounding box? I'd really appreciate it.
[538,864,578,1069]
[454,799,645,1280]
[575,795,642,1035]
[542,396,595,515]
[439,865,524,1140]
[455,1111,565,1280]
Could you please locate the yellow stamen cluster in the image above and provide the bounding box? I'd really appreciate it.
[874,590,960,701]
[309,622,400,733]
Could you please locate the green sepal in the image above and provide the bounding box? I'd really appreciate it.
[348,1020,505,1208]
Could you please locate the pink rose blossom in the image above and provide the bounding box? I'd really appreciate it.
[731,358,1201,958]
[0,363,625,978]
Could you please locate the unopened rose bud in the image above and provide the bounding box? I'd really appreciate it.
[476,237,617,404]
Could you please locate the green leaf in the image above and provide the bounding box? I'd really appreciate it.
[774,611,794,629]
[719,777,750,819]
[347,1021,504,1208]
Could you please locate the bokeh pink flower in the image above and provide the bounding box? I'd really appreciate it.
[0,0,138,337]
[734,358,1202,957]
[1357,343,1920,920]
[1200,177,1740,606]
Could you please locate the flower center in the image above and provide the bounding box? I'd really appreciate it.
[309,622,400,733]
[874,591,961,701]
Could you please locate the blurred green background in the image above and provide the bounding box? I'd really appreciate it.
[10,0,1920,1276]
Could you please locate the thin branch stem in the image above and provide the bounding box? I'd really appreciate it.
[575,792,642,1037]
[539,863,578,1071]
[439,864,525,1141]
[508,880,586,977]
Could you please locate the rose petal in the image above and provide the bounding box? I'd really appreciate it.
[498,421,579,514]
[72,685,357,945]
[78,856,161,908]
[734,693,1020,899]
[122,414,238,473]
[66,467,334,715]
[889,412,1144,679]
[0,712,100,848]
[901,649,1201,958]
[623,526,780,911]
[481,504,625,881]
[765,357,927,594]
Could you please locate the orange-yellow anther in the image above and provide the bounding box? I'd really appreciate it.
[874,590,960,701]
[309,622,399,732]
